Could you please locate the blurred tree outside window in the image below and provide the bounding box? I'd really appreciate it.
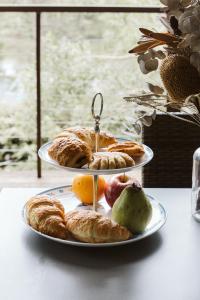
[0,0,162,173]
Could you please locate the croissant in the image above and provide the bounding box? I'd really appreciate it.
[48,136,92,168]
[65,210,131,243]
[56,127,116,150]
[48,127,117,168]
[25,195,67,239]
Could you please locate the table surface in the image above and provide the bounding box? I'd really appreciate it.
[0,188,199,300]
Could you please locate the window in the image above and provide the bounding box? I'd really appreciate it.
[0,1,162,179]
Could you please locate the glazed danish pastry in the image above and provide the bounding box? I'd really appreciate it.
[107,141,145,159]
[65,209,131,243]
[25,195,67,239]
[88,152,135,170]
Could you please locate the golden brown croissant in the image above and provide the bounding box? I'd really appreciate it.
[48,136,92,168]
[48,127,117,168]
[65,210,131,243]
[57,127,116,150]
[25,195,67,239]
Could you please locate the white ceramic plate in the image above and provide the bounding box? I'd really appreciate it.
[38,140,153,175]
[23,186,167,247]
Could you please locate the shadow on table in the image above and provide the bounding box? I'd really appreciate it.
[23,230,163,269]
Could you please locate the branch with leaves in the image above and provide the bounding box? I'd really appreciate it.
[128,0,200,74]
[124,0,200,135]
[123,83,200,135]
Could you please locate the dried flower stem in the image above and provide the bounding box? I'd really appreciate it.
[124,97,200,128]
[164,102,200,125]
[181,107,200,126]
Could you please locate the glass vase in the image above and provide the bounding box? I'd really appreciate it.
[192,147,200,221]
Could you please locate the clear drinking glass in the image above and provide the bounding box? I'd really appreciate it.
[192,147,200,221]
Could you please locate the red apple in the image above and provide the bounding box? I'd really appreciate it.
[104,174,141,207]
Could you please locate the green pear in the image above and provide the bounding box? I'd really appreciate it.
[111,185,152,233]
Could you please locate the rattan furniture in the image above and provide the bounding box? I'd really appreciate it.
[142,113,200,187]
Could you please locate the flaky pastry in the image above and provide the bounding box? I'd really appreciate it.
[25,195,67,239]
[88,151,135,170]
[48,127,117,168]
[48,136,92,168]
[57,127,116,150]
[107,141,145,159]
[65,210,131,243]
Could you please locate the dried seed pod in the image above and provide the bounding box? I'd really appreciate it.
[190,52,200,73]
[139,58,159,74]
[160,54,200,102]
[137,52,153,63]
[155,50,166,59]
[178,7,199,33]
[147,83,164,94]
[190,35,200,52]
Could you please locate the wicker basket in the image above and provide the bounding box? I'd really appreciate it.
[142,113,200,187]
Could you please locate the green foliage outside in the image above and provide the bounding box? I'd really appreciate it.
[0,0,162,170]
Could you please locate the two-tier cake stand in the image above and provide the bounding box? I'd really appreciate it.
[24,93,166,247]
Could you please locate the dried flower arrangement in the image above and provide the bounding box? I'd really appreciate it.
[124,0,200,135]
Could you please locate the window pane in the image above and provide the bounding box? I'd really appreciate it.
[42,12,163,141]
[0,13,36,173]
[0,9,163,184]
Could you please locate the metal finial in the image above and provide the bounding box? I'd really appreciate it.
[91,93,103,125]
[91,93,104,152]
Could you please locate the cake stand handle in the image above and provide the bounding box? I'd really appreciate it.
[93,174,98,211]
[91,92,104,152]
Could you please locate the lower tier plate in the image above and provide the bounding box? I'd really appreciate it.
[23,185,167,247]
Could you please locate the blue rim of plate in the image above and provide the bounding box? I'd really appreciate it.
[38,138,154,175]
[22,185,167,248]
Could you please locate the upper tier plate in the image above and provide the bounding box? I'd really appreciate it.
[38,140,153,175]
